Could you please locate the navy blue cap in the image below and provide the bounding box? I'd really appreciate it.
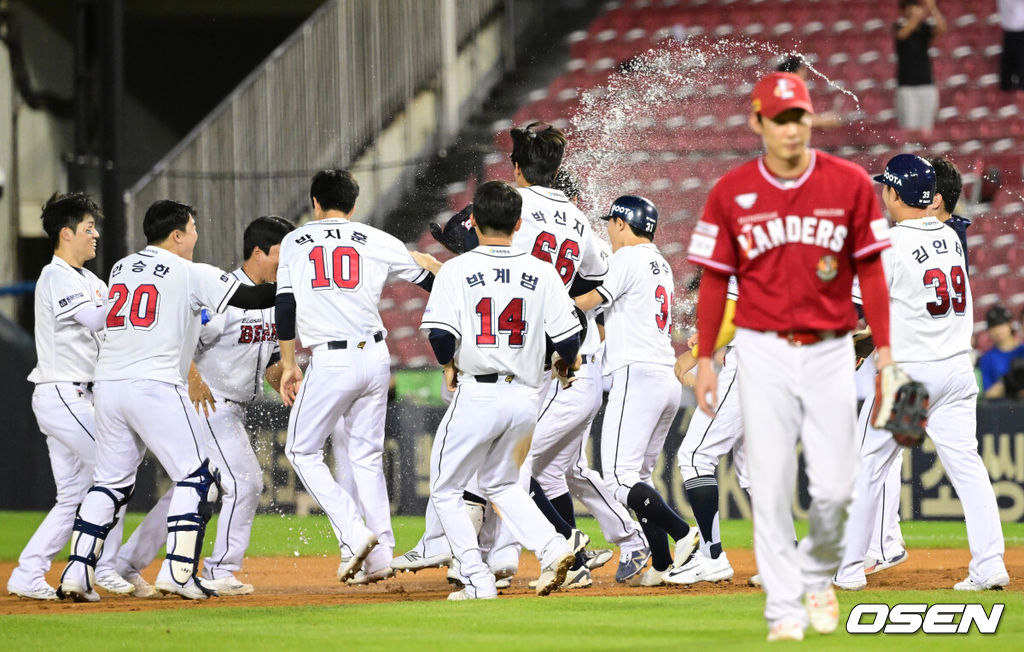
[874,154,936,208]
[601,195,659,235]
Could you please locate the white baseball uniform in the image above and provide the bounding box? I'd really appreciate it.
[837,217,1006,587]
[598,244,682,505]
[61,245,240,594]
[113,268,277,581]
[421,244,581,597]
[278,217,427,572]
[9,256,126,594]
[514,185,608,287]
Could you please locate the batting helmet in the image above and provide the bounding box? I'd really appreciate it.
[874,154,936,208]
[601,195,659,235]
[429,203,478,255]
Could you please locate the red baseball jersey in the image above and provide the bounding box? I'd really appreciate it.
[688,150,890,332]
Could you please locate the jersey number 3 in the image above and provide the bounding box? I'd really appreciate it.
[309,246,361,290]
[923,265,967,318]
[475,298,527,347]
[106,283,159,330]
[655,285,671,332]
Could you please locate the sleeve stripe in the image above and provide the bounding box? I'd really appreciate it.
[549,323,583,343]
[853,240,890,259]
[420,320,461,337]
[687,256,737,274]
[215,279,241,313]
[412,268,429,284]
[595,285,614,303]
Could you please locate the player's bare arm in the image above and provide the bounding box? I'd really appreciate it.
[411,250,442,276]
[264,361,284,396]
[277,339,303,406]
[187,360,216,417]
[573,289,603,312]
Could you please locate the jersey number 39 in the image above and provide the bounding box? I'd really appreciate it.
[923,265,967,318]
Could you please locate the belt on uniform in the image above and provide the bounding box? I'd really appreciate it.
[775,329,848,346]
[474,373,516,384]
[326,332,383,350]
[580,354,590,365]
[72,381,94,391]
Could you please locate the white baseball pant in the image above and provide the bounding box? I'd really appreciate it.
[8,384,125,591]
[838,353,1005,586]
[734,328,859,630]
[285,345,384,556]
[429,379,568,597]
[601,362,681,505]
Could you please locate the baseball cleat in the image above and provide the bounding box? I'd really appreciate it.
[748,574,763,588]
[57,579,100,603]
[805,587,839,634]
[864,550,908,576]
[447,588,497,601]
[154,577,217,600]
[202,573,255,595]
[663,551,734,585]
[7,582,58,601]
[582,548,614,571]
[767,621,805,642]
[616,547,650,583]
[954,571,1010,591]
[337,533,379,583]
[672,528,701,569]
[529,566,592,590]
[390,550,451,573]
[95,572,136,595]
[567,529,590,556]
[446,558,465,588]
[346,566,395,586]
[832,575,866,591]
[124,574,157,598]
[534,551,574,596]
[494,577,511,590]
[632,567,666,587]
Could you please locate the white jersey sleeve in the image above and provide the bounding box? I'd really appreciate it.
[381,233,430,285]
[420,268,462,338]
[189,263,240,314]
[578,225,610,280]
[541,264,584,344]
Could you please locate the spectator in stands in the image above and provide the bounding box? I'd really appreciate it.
[978,304,1024,398]
[893,0,946,137]
[999,0,1024,91]
[928,157,970,268]
[775,55,841,128]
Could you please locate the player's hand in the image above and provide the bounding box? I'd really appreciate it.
[686,333,698,349]
[189,375,216,417]
[411,251,442,275]
[279,365,303,407]
[674,351,697,384]
[695,357,718,417]
[442,363,458,393]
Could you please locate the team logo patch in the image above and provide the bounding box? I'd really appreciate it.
[735,193,758,209]
[775,77,796,99]
[870,217,890,241]
[816,255,838,282]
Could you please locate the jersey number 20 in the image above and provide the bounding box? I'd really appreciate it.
[106,283,159,330]
[309,246,361,290]
[923,265,967,317]
[475,298,526,347]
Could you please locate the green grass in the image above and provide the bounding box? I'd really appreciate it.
[3,513,1022,649]
[0,593,1021,650]
[4,512,1022,561]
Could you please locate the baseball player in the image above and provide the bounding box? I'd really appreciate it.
[57,200,278,601]
[836,155,1008,592]
[108,216,295,597]
[687,72,894,640]
[276,169,433,585]
[8,193,132,600]
[574,195,701,587]
[420,180,580,600]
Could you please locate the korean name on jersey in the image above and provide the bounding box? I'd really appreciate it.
[514,186,608,287]
[276,218,428,347]
[28,256,108,384]
[421,246,582,388]
[596,244,676,373]
[93,246,240,386]
[195,269,279,403]
[885,216,972,362]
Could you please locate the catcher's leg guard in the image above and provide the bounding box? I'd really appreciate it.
[165,460,220,591]
[59,484,134,593]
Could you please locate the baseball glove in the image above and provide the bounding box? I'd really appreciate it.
[871,364,929,447]
[852,329,875,370]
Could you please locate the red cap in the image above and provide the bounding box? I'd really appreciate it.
[751,72,814,119]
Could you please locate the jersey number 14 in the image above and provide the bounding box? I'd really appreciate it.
[475,298,526,348]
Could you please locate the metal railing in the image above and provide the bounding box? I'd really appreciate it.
[124,0,505,269]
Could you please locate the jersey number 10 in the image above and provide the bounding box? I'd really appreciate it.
[309,246,361,290]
